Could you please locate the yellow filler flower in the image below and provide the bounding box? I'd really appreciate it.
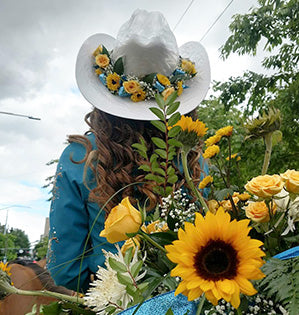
[165,208,265,309]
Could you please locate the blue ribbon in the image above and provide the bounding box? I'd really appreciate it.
[154,81,165,92]
[118,86,130,97]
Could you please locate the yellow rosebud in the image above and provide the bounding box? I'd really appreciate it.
[207,199,220,214]
[93,45,103,56]
[216,126,233,137]
[237,192,251,201]
[220,196,239,211]
[121,237,140,256]
[245,174,284,199]
[99,197,142,243]
[245,201,277,223]
[145,220,168,234]
[181,59,196,74]
[95,68,102,75]
[203,145,220,159]
[95,54,110,68]
[280,169,299,194]
[162,87,175,101]
[123,80,140,94]
[157,74,171,86]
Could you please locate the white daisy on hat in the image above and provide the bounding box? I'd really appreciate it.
[76,9,210,121]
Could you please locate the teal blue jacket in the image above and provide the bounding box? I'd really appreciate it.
[47,133,209,292]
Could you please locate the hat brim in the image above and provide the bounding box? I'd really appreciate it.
[76,33,210,120]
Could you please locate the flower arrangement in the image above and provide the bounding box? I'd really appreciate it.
[93,44,197,102]
[1,94,299,315]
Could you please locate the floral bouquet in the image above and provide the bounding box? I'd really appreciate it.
[1,93,299,315]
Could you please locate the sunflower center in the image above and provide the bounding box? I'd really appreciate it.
[112,80,117,85]
[194,239,238,281]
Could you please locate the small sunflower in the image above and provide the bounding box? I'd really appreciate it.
[157,73,171,86]
[177,81,183,96]
[106,73,121,91]
[203,145,220,159]
[173,115,207,138]
[216,126,233,137]
[205,134,222,147]
[0,261,12,276]
[199,175,213,189]
[131,89,146,102]
[165,208,265,308]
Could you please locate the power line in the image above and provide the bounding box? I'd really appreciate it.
[200,0,234,42]
[173,0,196,32]
[0,111,41,120]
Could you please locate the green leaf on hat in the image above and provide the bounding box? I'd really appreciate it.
[142,73,157,84]
[113,57,124,75]
[101,45,110,57]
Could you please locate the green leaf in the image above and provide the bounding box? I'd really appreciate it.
[126,283,137,297]
[155,93,166,109]
[117,272,133,286]
[130,260,143,278]
[165,308,175,315]
[272,129,283,147]
[137,282,148,291]
[153,186,165,195]
[164,186,173,196]
[42,302,62,315]
[113,57,124,75]
[165,90,178,105]
[168,125,181,137]
[214,188,235,201]
[124,247,133,265]
[167,166,175,176]
[151,120,166,132]
[132,142,147,152]
[152,137,167,149]
[109,257,127,273]
[169,74,188,83]
[167,174,178,185]
[150,153,158,164]
[155,149,167,159]
[150,107,165,121]
[142,73,157,84]
[166,101,180,115]
[101,45,110,57]
[168,112,181,126]
[152,167,166,176]
[139,164,151,172]
[168,138,182,147]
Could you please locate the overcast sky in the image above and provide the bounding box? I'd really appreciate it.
[0,0,262,245]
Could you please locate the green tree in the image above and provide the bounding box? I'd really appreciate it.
[34,236,48,260]
[9,227,30,251]
[0,232,17,261]
[202,0,298,181]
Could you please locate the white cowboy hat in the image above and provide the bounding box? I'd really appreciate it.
[76,9,210,121]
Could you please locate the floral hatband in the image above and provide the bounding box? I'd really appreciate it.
[93,44,197,102]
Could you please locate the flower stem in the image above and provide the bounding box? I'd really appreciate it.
[196,294,206,315]
[262,132,273,175]
[181,150,209,214]
[138,230,167,253]
[0,280,84,304]
[236,307,243,315]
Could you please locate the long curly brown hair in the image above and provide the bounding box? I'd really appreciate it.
[68,108,206,213]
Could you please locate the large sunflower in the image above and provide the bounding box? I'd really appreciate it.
[165,208,265,309]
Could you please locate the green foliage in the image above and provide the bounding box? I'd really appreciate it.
[132,93,181,197]
[34,236,49,260]
[257,257,299,315]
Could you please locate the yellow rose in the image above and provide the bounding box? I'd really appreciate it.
[220,196,239,211]
[99,197,142,243]
[123,80,140,94]
[121,236,140,256]
[93,45,103,56]
[245,201,277,223]
[177,81,183,96]
[280,169,299,194]
[181,59,196,74]
[157,74,171,86]
[162,87,175,101]
[95,54,110,68]
[245,174,284,198]
[207,200,220,214]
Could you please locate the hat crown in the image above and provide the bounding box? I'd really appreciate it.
[111,9,179,77]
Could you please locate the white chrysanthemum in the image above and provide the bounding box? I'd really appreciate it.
[84,245,146,314]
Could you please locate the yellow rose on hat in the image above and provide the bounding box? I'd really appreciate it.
[100,197,142,243]
[245,174,284,199]
[280,169,299,194]
[181,59,196,74]
[123,80,141,94]
[245,201,277,223]
[95,54,110,68]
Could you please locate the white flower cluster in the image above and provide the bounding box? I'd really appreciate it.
[160,189,198,232]
[204,295,288,315]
